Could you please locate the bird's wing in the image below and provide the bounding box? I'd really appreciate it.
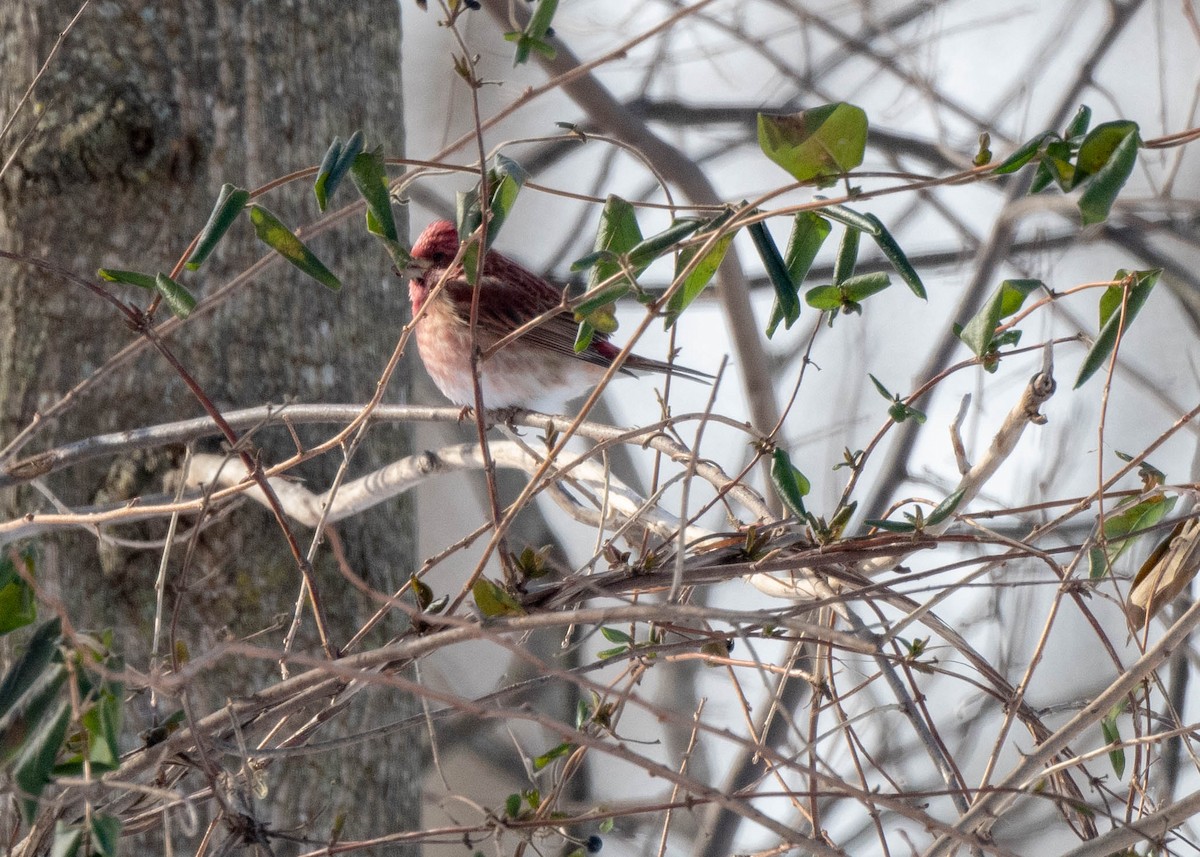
[438,262,711,381]
[440,272,622,370]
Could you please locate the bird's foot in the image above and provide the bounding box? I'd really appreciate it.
[490,406,527,431]
[456,405,475,422]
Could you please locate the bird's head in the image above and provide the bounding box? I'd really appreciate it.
[404,220,462,310]
[410,220,460,267]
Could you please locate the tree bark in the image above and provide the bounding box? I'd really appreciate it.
[0,1,420,852]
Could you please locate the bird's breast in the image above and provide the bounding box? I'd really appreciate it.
[414,303,605,410]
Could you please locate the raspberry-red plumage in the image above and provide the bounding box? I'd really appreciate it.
[405,220,708,410]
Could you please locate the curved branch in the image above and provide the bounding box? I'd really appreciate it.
[183,442,711,544]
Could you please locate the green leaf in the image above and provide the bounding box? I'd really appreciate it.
[573,319,597,354]
[1098,282,1123,328]
[991,329,1022,349]
[410,575,434,612]
[783,211,831,284]
[454,194,483,284]
[1028,160,1056,195]
[888,401,926,424]
[314,130,364,211]
[973,132,992,166]
[749,221,800,337]
[665,210,737,327]
[247,205,341,291]
[0,550,36,634]
[840,271,891,302]
[471,578,525,617]
[570,250,616,272]
[826,502,857,539]
[186,183,251,270]
[96,269,157,290]
[627,219,703,268]
[454,189,479,243]
[575,698,592,728]
[504,31,556,63]
[347,145,410,269]
[315,136,344,210]
[525,0,558,36]
[571,199,644,348]
[14,699,70,823]
[993,131,1058,174]
[55,661,125,777]
[871,375,924,422]
[50,822,83,857]
[456,156,528,280]
[1100,712,1125,779]
[486,154,527,241]
[1074,269,1160,388]
[349,146,398,242]
[586,195,644,292]
[958,279,1042,357]
[806,273,890,314]
[86,679,123,771]
[1104,494,1171,540]
[1077,125,1140,226]
[0,666,67,765]
[154,273,197,320]
[505,793,522,818]
[757,103,868,183]
[1073,121,1139,188]
[1126,453,1166,489]
[805,285,843,311]
[831,226,859,285]
[1090,493,1177,579]
[89,815,121,857]
[600,626,633,645]
[866,518,917,533]
[766,212,831,334]
[770,448,810,518]
[574,283,628,326]
[996,279,1044,317]
[817,203,882,235]
[866,214,926,299]
[532,741,572,771]
[1040,139,1075,191]
[0,619,62,720]
[514,545,552,580]
[926,488,967,527]
[1064,105,1092,141]
[0,577,34,634]
[507,0,558,65]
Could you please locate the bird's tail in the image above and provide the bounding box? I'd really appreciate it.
[623,355,714,383]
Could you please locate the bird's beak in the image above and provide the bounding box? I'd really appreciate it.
[399,255,434,280]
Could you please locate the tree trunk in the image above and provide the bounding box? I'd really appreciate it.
[0,1,420,852]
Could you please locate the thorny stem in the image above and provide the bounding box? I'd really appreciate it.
[441,2,512,589]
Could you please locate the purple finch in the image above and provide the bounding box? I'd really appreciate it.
[404,220,710,411]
